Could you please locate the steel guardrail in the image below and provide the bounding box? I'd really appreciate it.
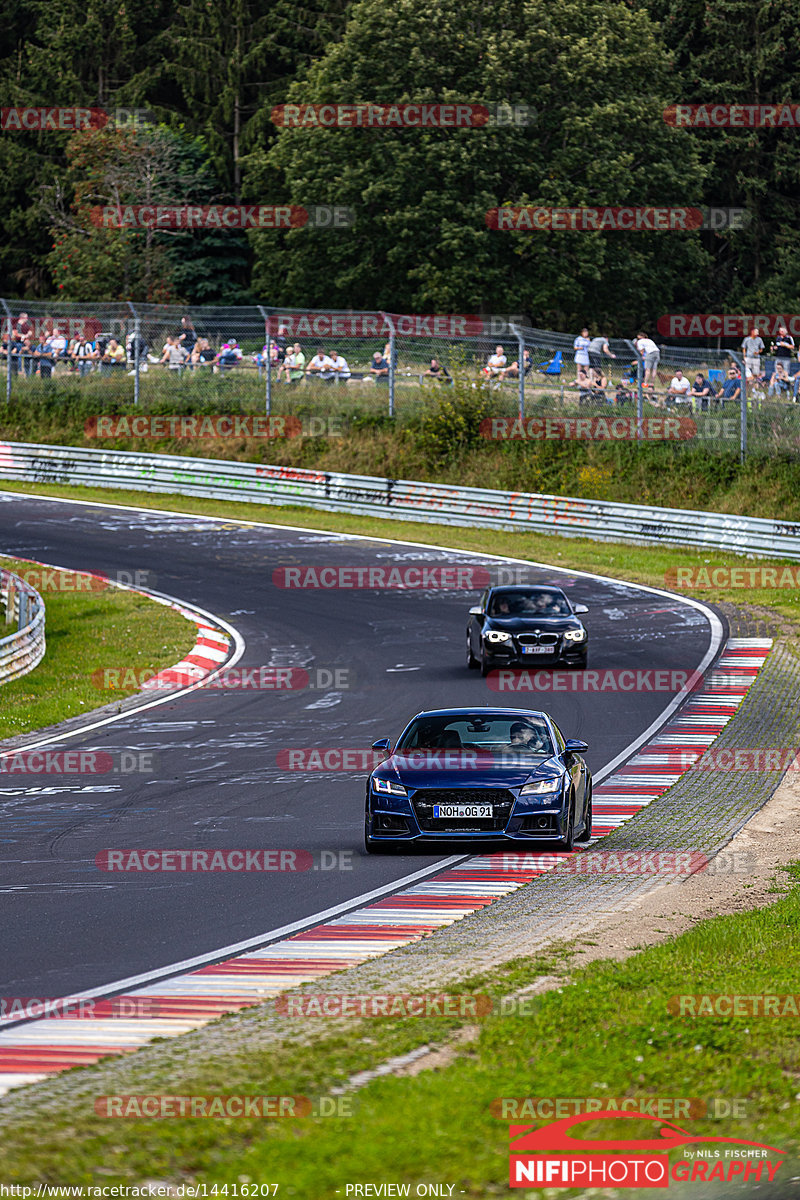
[0,566,46,685]
[0,441,797,560]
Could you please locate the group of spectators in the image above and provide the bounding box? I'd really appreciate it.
[263,327,396,384]
[739,325,800,399]
[1,312,130,378]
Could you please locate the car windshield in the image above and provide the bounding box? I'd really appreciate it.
[396,715,554,757]
[488,589,570,617]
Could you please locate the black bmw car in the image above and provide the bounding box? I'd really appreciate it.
[466,584,589,676]
[364,707,591,853]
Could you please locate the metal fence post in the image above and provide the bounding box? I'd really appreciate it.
[381,312,397,418]
[258,306,271,415]
[509,324,525,420]
[732,351,747,463]
[127,302,140,405]
[18,590,27,632]
[1,300,12,404]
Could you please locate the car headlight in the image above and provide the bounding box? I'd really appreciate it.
[520,778,561,795]
[485,630,511,643]
[372,778,407,797]
[564,628,587,642]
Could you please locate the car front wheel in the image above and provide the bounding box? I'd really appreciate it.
[466,631,479,670]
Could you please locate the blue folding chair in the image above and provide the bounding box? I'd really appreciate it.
[537,350,563,376]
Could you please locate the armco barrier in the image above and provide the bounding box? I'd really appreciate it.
[0,441,798,560]
[0,567,45,684]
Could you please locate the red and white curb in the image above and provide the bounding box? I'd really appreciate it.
[0,637,772,1095]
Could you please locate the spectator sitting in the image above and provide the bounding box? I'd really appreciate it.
[73,335,97,377]
[421,357,451,381]
[768,361,792,398]
[214,338,243,373]
[33,335,55,379]
[720,368,741,407]
[665,369,692,406]
[126,331,149,374]
[484,345,507,378]
[191,337,212,366]
[49,329,69,368]
[161,336,188,371]
[369,351,390,381]
[572,365,591,391]
[690,372,713,410]
[306,347,334,381]
[382,340,397,368]
[16,312,32,338]
[101,338,126,373]
[615,380,634,405]
[327,349,351,382]
[272,325,289,363]
[280,343,306,384]
[590,366,609,403]
[499,349,532,380]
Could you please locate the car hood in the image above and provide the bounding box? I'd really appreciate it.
[375,753,563,790]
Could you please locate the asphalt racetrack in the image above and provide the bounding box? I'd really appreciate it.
[0,492,720,1001]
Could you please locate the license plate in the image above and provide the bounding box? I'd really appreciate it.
[522,645,552,654]
[433,804,493,819]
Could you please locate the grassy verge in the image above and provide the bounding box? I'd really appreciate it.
[3,379,800,519]
[0,874,797,1192]
[0,555,198,739]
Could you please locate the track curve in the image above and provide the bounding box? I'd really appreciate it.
[0,491,721,999]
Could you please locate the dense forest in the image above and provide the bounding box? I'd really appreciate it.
[1,0,798,333]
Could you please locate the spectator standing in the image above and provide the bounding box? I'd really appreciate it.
[33,334,55,379]
[177,317,197,356]
[635,332,660,391]
[773,325,794,362]
[573,327,591,382]
[588,332,616,373]
[741,327,765,380]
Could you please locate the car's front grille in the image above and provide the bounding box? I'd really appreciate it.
[412,788,514,832]
[517,632,560,646]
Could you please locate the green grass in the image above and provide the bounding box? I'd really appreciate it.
[0,875,797,1192]
[0,556,197,739]
[3,377,800,519]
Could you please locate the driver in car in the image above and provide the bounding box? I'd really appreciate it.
[509,721,548,752]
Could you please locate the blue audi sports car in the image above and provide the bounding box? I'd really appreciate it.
[364,707,591,853]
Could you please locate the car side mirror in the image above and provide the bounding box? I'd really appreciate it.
[573,604,589,614]
[468,606,483,617]
[564,739,589,755]
[372,738,391,752]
